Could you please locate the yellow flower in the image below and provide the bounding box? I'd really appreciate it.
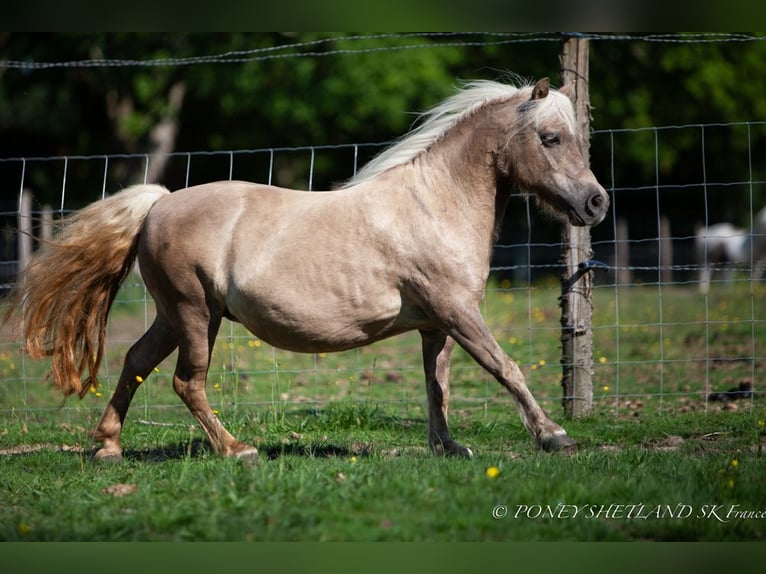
[135,375,143,383]
[349,456,357,463]
[730,459,739,470]
[727,479,735,489]
[757,420,765,429]
[602,386,610,392]
[598,356,607,364]
[538,359,546,366]
[486,466,500,479]
[212,409,219,415]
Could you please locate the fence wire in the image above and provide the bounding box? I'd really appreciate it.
[1,121,764,424]
[2,33,764,71]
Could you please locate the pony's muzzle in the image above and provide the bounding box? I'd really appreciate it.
[584,188,609,225]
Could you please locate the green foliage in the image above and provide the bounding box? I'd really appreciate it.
[5,33,764,207]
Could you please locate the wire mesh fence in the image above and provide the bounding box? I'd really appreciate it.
[1,120,764,424]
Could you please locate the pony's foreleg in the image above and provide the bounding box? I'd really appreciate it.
[444,304,576,452]
[172,309,258,459]
[420,330,473,458]
[93,316,178,460]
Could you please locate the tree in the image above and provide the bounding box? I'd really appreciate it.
[1,33,764,228]
[3,33,549,205]
[589,37,766,229]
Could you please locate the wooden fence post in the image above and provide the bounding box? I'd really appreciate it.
[18,189,33,273]
[559,35,594,419]
[660,215,673,284]
[41,204,53,243]
[616,217,632,285]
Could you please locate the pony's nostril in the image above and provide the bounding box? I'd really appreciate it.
[585,192,607,216]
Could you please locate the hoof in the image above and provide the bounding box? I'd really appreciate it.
[234,447,259,461]
[227,442,259,461]
[541,433,577,453]
[455,445,474,458]
[431,439,474,458]
[93,447,123,462]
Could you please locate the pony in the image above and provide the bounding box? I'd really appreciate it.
[695,207,766,294]
[3,77,609,460]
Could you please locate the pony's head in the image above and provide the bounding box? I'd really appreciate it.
[343,75,609,227]
[497,78,609,226]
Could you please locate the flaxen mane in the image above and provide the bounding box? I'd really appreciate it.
[343,78,576,188]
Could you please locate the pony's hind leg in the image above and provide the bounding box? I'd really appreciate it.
[171,303,258,459]
[93,315,178,460]
[420,330,473,457]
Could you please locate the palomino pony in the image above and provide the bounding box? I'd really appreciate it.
[695,206,766,293]
[5,77,609,460]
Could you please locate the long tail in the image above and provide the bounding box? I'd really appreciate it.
[3,184,170,398]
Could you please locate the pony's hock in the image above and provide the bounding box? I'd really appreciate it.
[5,76,609,460]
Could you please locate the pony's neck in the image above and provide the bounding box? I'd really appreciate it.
[418,104,513,242]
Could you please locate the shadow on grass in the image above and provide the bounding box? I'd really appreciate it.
[263,442,355,460]
[120,438,213,462]
[114,438,357,462]
[1,406,430,463]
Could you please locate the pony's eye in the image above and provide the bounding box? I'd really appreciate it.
[540,132,561,147]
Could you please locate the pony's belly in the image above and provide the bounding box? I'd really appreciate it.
[234,312,425,353]
[226,290,429,354]
[240,317,416,354]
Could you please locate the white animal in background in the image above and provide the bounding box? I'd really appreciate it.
[695,207,766,294]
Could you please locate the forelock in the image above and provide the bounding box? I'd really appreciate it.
[519,88,577,135]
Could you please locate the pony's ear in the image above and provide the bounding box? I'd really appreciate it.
[530,77,550,100]
[559,81,576,101]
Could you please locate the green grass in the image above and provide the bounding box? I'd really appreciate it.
[1,277,765,540]
[1,406,764,541]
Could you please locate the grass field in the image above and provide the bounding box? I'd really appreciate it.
[1,277,764,541]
